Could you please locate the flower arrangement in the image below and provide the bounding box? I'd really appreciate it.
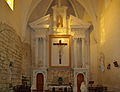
[58,77,63,85]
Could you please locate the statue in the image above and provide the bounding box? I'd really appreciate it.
[80,82,87,92]
[99,53,105,72]
[57,15,63,28]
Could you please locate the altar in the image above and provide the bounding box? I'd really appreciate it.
[29,0,92,92]
[48,84,72,92]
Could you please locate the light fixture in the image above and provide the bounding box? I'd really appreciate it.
[113,60,119,67]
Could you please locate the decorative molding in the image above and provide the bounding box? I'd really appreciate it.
[69,15,91,39]
[34,30,47,38]
[69,15,91,29]
[72,30,86,39]
[29,14,50,30]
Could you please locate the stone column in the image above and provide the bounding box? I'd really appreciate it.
[74,38,77,68]
[39,38,43,67]
[31,71,36,90]
[43,38,46,68]
[35,38,39,67]
[86,32,90,67]
[82,38,85,68]
[73,70,78,92]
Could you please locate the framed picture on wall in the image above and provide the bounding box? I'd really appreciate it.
[49,35,71,68]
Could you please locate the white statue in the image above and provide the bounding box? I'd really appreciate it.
[80,82,87,92]
[99,53,105,72]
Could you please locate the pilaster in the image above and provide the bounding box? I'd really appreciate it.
[74,38,77,68]
[82,38,85,68]
[43,38,47,68]
[35,38,39,67]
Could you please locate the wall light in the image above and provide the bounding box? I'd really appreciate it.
[113,60,119,67]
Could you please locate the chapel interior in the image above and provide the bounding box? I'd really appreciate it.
[0,0,120,92]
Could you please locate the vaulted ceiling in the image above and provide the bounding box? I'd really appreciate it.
[22,0,101,27]
[28,0,87,23]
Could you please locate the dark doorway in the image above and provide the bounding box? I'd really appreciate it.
[77,73,84,92]
[36,73,44,92]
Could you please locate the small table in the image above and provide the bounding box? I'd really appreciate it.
[48,84,72,92]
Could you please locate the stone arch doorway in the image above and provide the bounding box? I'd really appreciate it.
[77,73,84,92]
[36,73,44,92]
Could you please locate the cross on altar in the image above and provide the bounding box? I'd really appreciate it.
[53,40,67,64]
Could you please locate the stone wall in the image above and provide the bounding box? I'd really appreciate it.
[22,43,31,86]
[47,69,74,86]
[0,23,23,92]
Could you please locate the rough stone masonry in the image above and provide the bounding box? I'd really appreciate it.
[0,23,23,92]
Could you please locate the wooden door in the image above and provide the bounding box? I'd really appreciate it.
[77,73,84,92]
[37,73,44,92]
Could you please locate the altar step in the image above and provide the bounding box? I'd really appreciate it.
[31,90,109,92]
[32,90,71,92]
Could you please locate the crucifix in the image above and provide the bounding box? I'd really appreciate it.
[53,40,67,64]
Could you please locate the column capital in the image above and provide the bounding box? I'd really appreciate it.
[33,37,38,40]
[73,37,78,40]
[43,37,47,40]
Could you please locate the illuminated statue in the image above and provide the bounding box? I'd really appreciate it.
[57,15,63,28]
